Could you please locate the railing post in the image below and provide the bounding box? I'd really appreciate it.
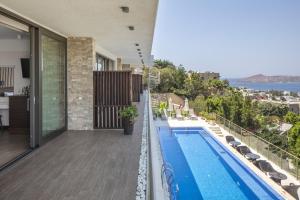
[256,138,258,152]
[238,126,244,142]
[280,152,283,169]
[297,160,299,180]
[248,132,250,146]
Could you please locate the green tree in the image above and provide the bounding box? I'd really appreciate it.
[288,122,300,156]
[220,97,231,119]
[189,95,207,114]
[230,92,243,125]
[183,72,205,99]
[207,79,227,95]
[241,97,257,129]
[156,67,176,92]
[284,112,300,125]
[258,102,288,117]
[173,66,187,91]
[206,96,222,114]
[154,59,175,69]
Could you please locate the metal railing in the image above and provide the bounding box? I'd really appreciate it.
[148,91,170,200]
[161,162,179,200]
[215,114,300,180]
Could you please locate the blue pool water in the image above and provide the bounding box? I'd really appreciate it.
[158,127,284,200]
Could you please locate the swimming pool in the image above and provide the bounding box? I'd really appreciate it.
[157,127,284,200]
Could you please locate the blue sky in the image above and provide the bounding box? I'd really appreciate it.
[152,0,300,78]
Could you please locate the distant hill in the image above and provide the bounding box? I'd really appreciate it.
[238,74,300,83]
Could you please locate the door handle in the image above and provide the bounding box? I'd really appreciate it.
[27,98,30,111]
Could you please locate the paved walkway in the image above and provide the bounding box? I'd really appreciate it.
[0,96,145,200]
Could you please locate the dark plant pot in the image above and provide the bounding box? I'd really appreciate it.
[123,118,134,135]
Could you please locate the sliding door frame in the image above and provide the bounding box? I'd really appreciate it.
[38,28,67,146]
[0,9,38,149]
[0,7,67,147]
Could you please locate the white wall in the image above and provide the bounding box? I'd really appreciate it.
[0,39,30,94]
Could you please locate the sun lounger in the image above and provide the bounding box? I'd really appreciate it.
[225,136,235,143]
[188,109,198,120]
[225,136,241,147]
[236,146,260,161]
[209,126,223,137]
[254,160,287,184]
[236,146,251,155]
[175,109,184,120]
[282,183,300,200]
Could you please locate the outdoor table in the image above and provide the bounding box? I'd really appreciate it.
[245,153,260,161]
[229,141,241,148]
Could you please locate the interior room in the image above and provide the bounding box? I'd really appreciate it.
[0,21,30,167]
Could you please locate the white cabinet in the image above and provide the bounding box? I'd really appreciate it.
[0,97,9,126]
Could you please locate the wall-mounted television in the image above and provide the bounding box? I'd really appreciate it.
[20,58,30,78]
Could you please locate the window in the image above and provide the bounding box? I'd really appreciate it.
[95,54,114,71]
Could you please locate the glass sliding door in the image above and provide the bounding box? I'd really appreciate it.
[40,32,66,140]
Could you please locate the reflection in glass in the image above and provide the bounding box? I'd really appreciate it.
[41,35,65,137]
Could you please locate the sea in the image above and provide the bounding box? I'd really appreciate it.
[228,79,300,93]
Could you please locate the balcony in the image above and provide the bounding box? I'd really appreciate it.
[0,94,146,200]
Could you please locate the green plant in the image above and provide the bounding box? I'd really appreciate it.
[120,105,138,121]
[158,102,167,114]
[153,108,161,117]
[199,111,216,120]
[182,110,189,117]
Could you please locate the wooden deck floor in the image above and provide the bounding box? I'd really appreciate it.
[0,97,145,200]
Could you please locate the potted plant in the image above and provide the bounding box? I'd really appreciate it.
[120,105,138,135]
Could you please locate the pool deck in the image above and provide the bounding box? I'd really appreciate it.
[156,117,297,200]
[0,96,145,200]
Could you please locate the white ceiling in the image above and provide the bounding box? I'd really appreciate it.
[0,0,158,65]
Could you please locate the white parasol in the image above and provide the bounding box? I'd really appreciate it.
[167,97,173,112]
[183,98,189,112]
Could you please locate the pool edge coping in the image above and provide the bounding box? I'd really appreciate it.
[166,119,296,200]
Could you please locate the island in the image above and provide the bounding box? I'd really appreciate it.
[238,74,300,83]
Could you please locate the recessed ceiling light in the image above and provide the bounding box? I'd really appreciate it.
[120,6,129,13]
[138,52,142,54]
[135,43,139,46]
[137,48,141,51]
[128,26,134,31]
[139,55,142,57]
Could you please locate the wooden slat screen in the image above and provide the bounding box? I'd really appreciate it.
[139,75,143,94]
[0,66,14,88]
[93,71,132,129]
[132,74,141,102]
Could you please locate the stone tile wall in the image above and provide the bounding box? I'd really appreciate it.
[67,37,95,130]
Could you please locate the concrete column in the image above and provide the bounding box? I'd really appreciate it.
[117,58,122,70]
[67,37,95,130]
